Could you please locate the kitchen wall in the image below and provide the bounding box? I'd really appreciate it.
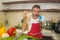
[0,0,6,24]
[0,0,60,26]
[3,3,60,26]
[5,11,31,26]
[0,12,6,24]
[5,11,60,26]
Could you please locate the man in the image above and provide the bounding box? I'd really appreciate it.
[22,5,44,40]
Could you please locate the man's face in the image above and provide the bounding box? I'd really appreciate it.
[32,7,40,16]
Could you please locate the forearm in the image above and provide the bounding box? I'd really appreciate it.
[22,19,27,32]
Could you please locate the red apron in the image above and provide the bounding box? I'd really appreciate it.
[28,23,42,39]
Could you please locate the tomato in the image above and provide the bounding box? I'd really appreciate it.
[7,27,16,36]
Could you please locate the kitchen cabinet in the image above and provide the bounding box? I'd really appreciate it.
[2,1,60,12]
[3,9,60,12]
[2,0,60,4]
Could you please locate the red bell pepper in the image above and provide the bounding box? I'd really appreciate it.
[7,27,16,36]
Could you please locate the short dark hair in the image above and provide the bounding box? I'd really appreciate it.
[32,5,40,10]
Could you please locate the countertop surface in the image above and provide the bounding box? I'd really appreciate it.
[52,31,60,40]
[16,29,60,40]
[6,26,60,40]
[41,29,60,40]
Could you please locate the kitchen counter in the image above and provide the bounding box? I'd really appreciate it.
[5,26,60,40]
[42,29,60,40]
[52,31,60,40]
[16,29,60,40]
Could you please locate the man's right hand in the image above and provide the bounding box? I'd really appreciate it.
[22,11,28,19]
